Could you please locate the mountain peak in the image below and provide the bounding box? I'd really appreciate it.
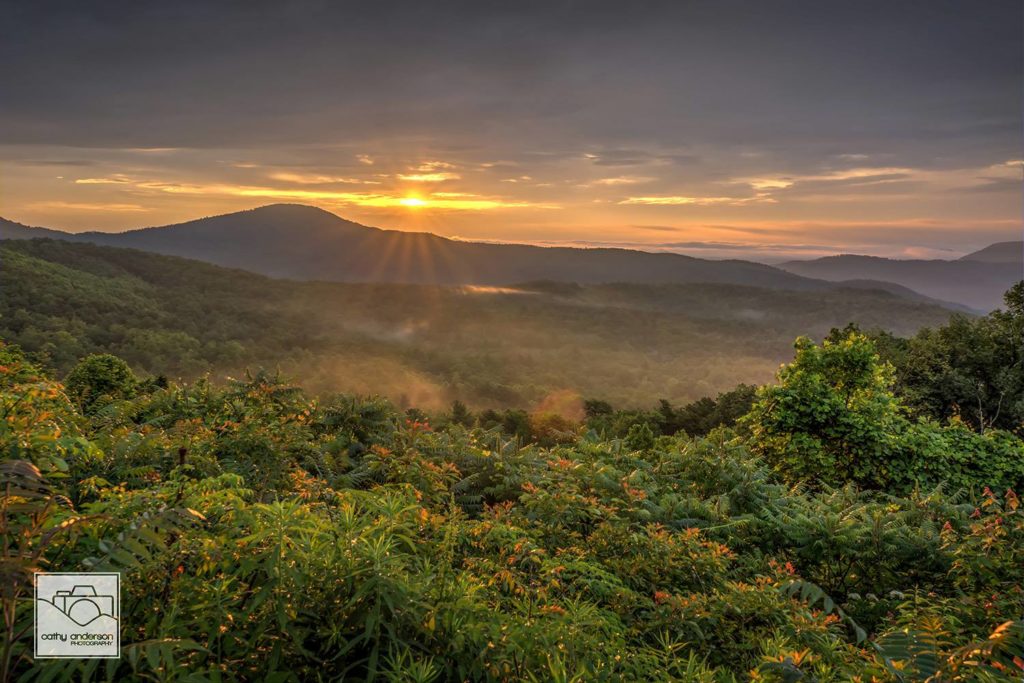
[107,203,372,240]
[166,203,357,228]
[958,241,1023,264]
[238,203,343,219]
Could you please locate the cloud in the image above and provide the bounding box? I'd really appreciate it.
[397,172,461,182]
[589,176,655,186]
[63,174,555,211]
[413,161,456,170]
[75,175,134,184]
[736,167,914,192]
[620,194,772,206]
[28,201,146,212]
[20,159,96,167]
[268,172,373,184]
[729,161,1024,202]
[0,0,1017,255]
[397,161,461,182]
[583,150,660,167]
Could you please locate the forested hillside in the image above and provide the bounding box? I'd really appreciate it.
[1,239,960,409]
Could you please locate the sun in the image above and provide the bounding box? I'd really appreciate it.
[399,196,427,208]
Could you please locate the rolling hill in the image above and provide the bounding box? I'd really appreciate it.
[779,242,1023,312]
[1,238,962,409]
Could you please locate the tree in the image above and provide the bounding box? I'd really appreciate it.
[743,329,1024,493]
[448,399,474,427]
[858,283,1024,435]
[906,283,1024,434]
[64,354,137,414]
[583,399,613,419]
[624,422,655,451]
[743,332,903,489]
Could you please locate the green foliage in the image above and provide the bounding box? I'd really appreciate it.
[624,422,655,451]
[2,313,1024,681]
[743,332,905,489]
[447,400,473,427]
[745,332,1024,494]
[584,384,757,441]
[65,353,138,414]
[846,281,1024,435]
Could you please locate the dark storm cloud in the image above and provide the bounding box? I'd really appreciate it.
[1,0,1020,171]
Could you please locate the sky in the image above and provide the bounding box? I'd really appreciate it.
[1,0,1021,261]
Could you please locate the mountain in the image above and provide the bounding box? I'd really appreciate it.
[0,204,840,291]
[5,205,1004,310]
[779,246,1023,312]
[0,217,71,240]
[1,239,959,408]
[958,241,1023,264]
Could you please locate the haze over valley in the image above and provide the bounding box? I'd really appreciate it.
[3,232,968,410]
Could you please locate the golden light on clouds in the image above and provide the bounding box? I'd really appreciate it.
[590,176,655,186]
[68,174,552,211]
[268,172,375,185]
[75,175,134,185]
[397,161,461,182]
[745,178,795,191]
[397,172,461,182]
[620,194,772,206]
[737,166,915,192]
[27,201,147,212]
[2,2,1019,262]
[5,145,1017,259]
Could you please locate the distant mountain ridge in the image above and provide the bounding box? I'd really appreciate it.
[0,205,825,290]
[779,243,1022,312]
[958,241,1023,264]
[0,204,1007,310]
[0,218,70,240]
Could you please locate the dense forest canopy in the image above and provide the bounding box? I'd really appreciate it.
[2,281,1022,681]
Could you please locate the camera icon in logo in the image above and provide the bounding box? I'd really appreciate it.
[49,585,115,626]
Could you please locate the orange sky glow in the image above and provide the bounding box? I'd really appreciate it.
[3,147,1021,261]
